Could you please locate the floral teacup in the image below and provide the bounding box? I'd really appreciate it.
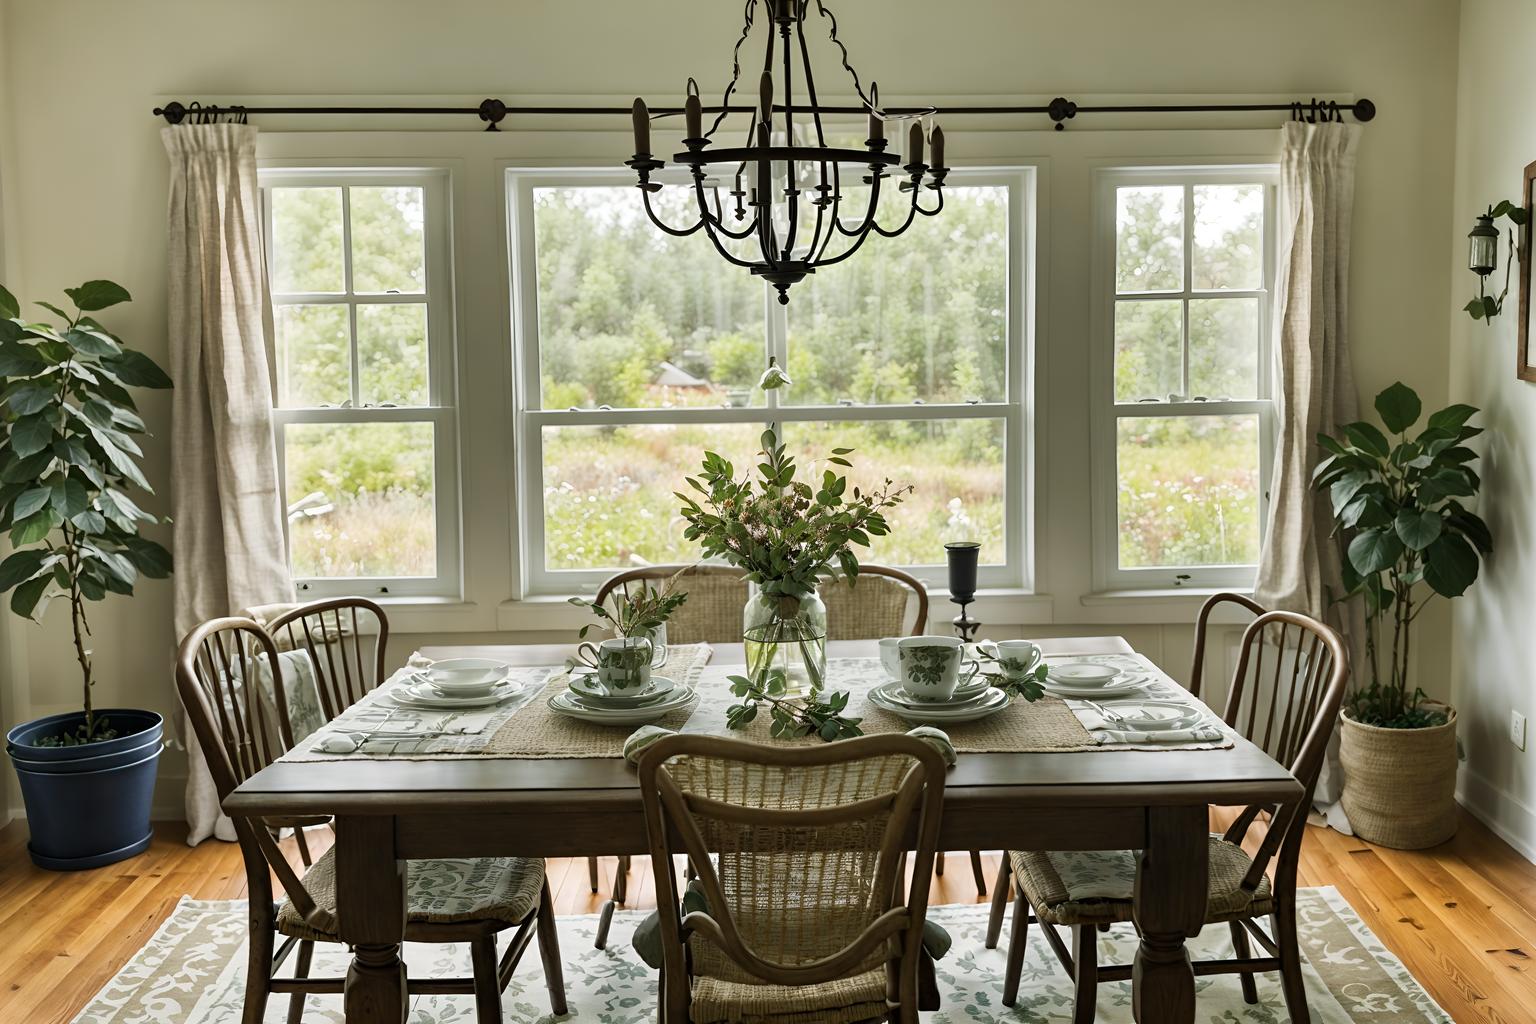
[575,636,653,695]
[896,635,979,703]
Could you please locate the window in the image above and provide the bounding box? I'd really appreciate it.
[1094,169,1276,589]
[509,170,1029,594]
[262,169,459,597]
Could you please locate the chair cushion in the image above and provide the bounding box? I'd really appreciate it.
[1010,834,1273,927]
[276,849,544,941]
[689,967,888,1024]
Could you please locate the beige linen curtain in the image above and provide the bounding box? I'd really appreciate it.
[163,123,295,845]
[1254,121,1362,815]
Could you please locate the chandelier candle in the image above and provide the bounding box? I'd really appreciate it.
[624,0,950,304]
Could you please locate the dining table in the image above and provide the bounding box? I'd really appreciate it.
[223,635,1303,1024]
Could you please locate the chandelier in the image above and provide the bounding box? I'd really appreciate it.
[626,0,948,305]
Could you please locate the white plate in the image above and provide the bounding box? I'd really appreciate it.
[1048,663,1121,686]
[548,685,695,726]
[870,685,1011,724]
[1041,674,1150,700]
[872,680,993,710]
[568,673,678,707]
[1091,699,1204,732]
[389,679,524,710]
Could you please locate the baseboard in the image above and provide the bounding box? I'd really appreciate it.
[1457,764,1536,864]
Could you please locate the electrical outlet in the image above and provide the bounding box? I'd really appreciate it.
[1511,710,1527,751]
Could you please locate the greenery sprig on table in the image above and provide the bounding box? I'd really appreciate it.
[723,672,864,741]
[975,649,1050,703]
[1312,382,1489,728]
[0,281,174,745]
[568,565,689,640]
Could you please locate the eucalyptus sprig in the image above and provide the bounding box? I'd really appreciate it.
[724,671,864,741]
[569,565,690,640]
[974,649,1050,703]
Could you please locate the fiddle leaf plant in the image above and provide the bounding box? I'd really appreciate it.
[1312,382,1490,728]
[0,281,173,745]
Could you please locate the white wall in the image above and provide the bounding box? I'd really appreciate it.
[1448,0,1536,862]
[0,0,1461,821]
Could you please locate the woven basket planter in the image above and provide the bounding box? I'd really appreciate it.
[1339,705,1458,849]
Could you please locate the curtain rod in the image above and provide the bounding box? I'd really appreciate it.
[152,96,1376,132]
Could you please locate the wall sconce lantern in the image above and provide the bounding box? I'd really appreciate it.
[1465,200,1528,322]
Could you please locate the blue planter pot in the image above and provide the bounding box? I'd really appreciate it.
[6,709,163,871]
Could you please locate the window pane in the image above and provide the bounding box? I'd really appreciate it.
[286,422,437,578]
[1116,186,1183,293]
[1114,300,1183,401]
[271,188,344,293]
[351,186,426,294]
[1117,415,1261,568]
[532,187,765,410]
[787,185,1008,406]
[784,419,1006,566]
[541,422,761,570]
[275,304,350,407]
[357,303,428,406]
[1192,184,1263,290]
[1189,297,1259,400]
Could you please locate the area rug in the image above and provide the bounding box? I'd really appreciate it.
[72,887,1449,1023]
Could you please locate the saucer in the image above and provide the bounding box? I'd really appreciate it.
[548,684,695,725]
[390,679,523,709]
[1048,663,1120,687]
[870,684,1010,724]
[872,680,991,710]
[1041,674,1150,700]
[568,673,678,707]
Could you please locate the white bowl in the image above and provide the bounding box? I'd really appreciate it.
[423,658,508,695]
[1048,663,1119,687]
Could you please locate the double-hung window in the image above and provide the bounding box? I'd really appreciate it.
[1093,167,1277,589]
[262,169,460,598]
[509,168,1029,594]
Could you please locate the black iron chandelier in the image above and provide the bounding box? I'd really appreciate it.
[626,0,948,304]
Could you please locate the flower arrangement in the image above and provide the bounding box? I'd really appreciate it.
[568,565,690,641]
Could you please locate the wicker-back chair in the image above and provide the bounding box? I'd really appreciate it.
[594,564,748,644]
[175,617,566,1024]
[637,733,947,1024]
[818,564,928,639]
[985,610,1349,1023]
[264,597,390,721]
[1188,591,1267,699]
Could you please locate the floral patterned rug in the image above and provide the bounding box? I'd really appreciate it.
[72,887,1448,1023]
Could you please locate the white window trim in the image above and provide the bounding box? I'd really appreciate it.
[1089,165,1279,592]
[506,167,1032,597]
[260,167,463,600]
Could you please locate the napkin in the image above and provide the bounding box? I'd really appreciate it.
[1089,725,1225,745]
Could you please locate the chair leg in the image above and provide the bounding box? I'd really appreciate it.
[243,917,273,1024]
[470,935,502,1024]
[1072,925,1099,1024]
[614,856,630,903]
[293,827,313,868]
[1229,920,1259,1004]
[1275,893,1310,1024]
[985,858,1012,949]
[588,855,600,893]
[968,850,988,896]
[935,848,946,876]
[1001,893,1030,1007]
[285,940,314,1024]
[594,899,618,950]
[532,877,568,1014]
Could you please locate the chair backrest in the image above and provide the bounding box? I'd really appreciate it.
[265,597,390,721]
[637,733,945,1010]
[819,565,929,639]
[1188,591,1267,698]
[174,617,334,933]
[594,564,748,645]
[1218,609,1349,895]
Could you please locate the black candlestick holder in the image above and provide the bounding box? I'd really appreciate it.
[945,541,982,641]
[951,597,980,642]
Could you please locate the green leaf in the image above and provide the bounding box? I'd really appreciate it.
[123,536,172,577]
[1329,470,1372,516]
[1427,404,1478,433]
[1374,383,1422,434]
[0,342,48,377]
[1343,422,1391,458]
[52,477,89,518]
[63,327,119,357]
[1424,533,1479,597]
[10,574,50,619]
[97,349,171,389]
[63,280,131,312]
[1465,298,1486,319]
[10,486,50,520]
[1484,295,1501,318]
[5,385,54,417]
[35,301,71,321]
[10,509,55,546]
[9,414,55,458]
[0,548,49,591]
[0,285,18,319]
[1394,509,1443,551]
[1348,528,1404,576]
[1,450,53,483]
[1446,505,1493,556]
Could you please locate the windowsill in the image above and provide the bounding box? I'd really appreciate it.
[1081,587,1253,604]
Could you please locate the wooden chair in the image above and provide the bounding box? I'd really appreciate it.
[1188,591,1267,699]
[636,733,947,1024]
[818,564,929,638]
[594,563,749,644]
[983,610,1349,1023]
[175,616,566,1024]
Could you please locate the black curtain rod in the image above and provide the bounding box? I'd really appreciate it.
[152,96,1375,132]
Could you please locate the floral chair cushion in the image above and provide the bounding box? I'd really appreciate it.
[276,849,545,942]
[1010,833,1273,927]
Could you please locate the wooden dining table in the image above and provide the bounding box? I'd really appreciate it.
[224,635,1302,1024]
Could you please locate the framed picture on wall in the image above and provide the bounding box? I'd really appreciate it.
[1519,159,1536,382]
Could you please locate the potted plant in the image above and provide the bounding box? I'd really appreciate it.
[1312,382,1489,848]
[0,281,174,870]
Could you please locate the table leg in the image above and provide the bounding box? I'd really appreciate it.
[1130,805,1207,1024]
[336,815,408,1024]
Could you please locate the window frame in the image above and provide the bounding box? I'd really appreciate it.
[260,166,462,599]
[507,167,1032,596]
[1090,165,1279,591]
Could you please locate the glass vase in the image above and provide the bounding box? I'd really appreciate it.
[743,587,828,699]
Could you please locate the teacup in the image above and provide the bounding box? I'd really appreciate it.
[878,637,903,677]
[983,640,1041,682]
[641,624,670,670]
[896,636,979,703]
[575,636,653,695]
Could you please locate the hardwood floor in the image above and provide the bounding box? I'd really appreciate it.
[1,810,1534,1023]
